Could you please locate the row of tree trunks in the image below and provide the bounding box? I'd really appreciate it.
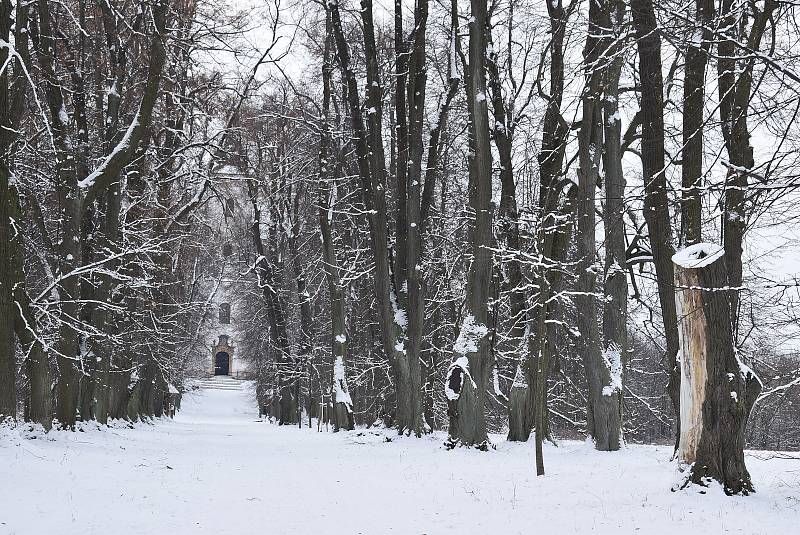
[328,0,418,435]
[126,361,170,421]
[12,0,171,429]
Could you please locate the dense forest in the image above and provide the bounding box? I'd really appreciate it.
[2,0,800,497]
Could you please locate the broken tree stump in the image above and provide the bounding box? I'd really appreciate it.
[672,243,761,495]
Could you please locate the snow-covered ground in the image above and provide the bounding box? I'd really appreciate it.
[2,385,799,535]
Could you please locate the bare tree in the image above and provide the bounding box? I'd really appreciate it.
[630,0,681,448]
[445,0,494,449]
[320,7,353,430]
[576,0,622,451]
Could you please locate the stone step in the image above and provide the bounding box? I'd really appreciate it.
[196,377,244,391]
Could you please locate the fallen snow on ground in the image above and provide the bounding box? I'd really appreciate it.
[2,385,799,535]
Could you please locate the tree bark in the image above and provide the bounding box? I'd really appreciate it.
[249,181,296,425]
[329,0,419,434]
[393,0,409,299]
[0,169,15,421]
[716,0,777,333]
[0,0,17,420]
[320,10,354,431]
[631,0,681,448]
[600,0,628,449]
[486,13,524,341]
[680,0,713,246]
[513,0,571,451]
[673,243,761,495]
[9,185,53,429]
[445,0,493,449]
[577,0,622,451]
[35,0,82,428]
[403,0,428,436]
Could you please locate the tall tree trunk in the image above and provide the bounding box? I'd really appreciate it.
[523,0,572,458]
[90,0,138,425]
[8,185,53,429]
[680,0,713,246]
[318,173,354,431]
[631,0,681,448]
[0,0,37,425]
[600,0,627,449]
[445,0,493,449]
[716,0,777,333]
[486,13,524,341]
[393,0,409,301]
[403,0,428,436]
[291,234,313,426]
[36,0,82,427]
[577,0,622,451]
[320,13,353,431]
[416,0,461,428]
[673,243,761,495]
[249,181,296,425]
[485,8,523,437]
[0,0,16,420]
[0,172,15,422]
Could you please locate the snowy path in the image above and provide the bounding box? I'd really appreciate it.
[2,384,799,535]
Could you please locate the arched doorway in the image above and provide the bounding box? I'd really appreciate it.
[211,335,234,376]
[214,351,230,375]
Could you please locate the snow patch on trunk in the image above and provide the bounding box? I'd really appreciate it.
[512,363,527,388]
[601,344,622,396]
[453,315,488,355]
[333,355,353,411]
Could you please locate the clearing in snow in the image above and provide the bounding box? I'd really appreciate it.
[1,383,798,534]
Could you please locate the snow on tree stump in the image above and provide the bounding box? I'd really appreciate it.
[332,354,355,431]
[672,243,762,495]
[445,314,491,451]
[506,363,532,442]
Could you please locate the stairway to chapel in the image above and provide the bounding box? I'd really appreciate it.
[196,375,244,391]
